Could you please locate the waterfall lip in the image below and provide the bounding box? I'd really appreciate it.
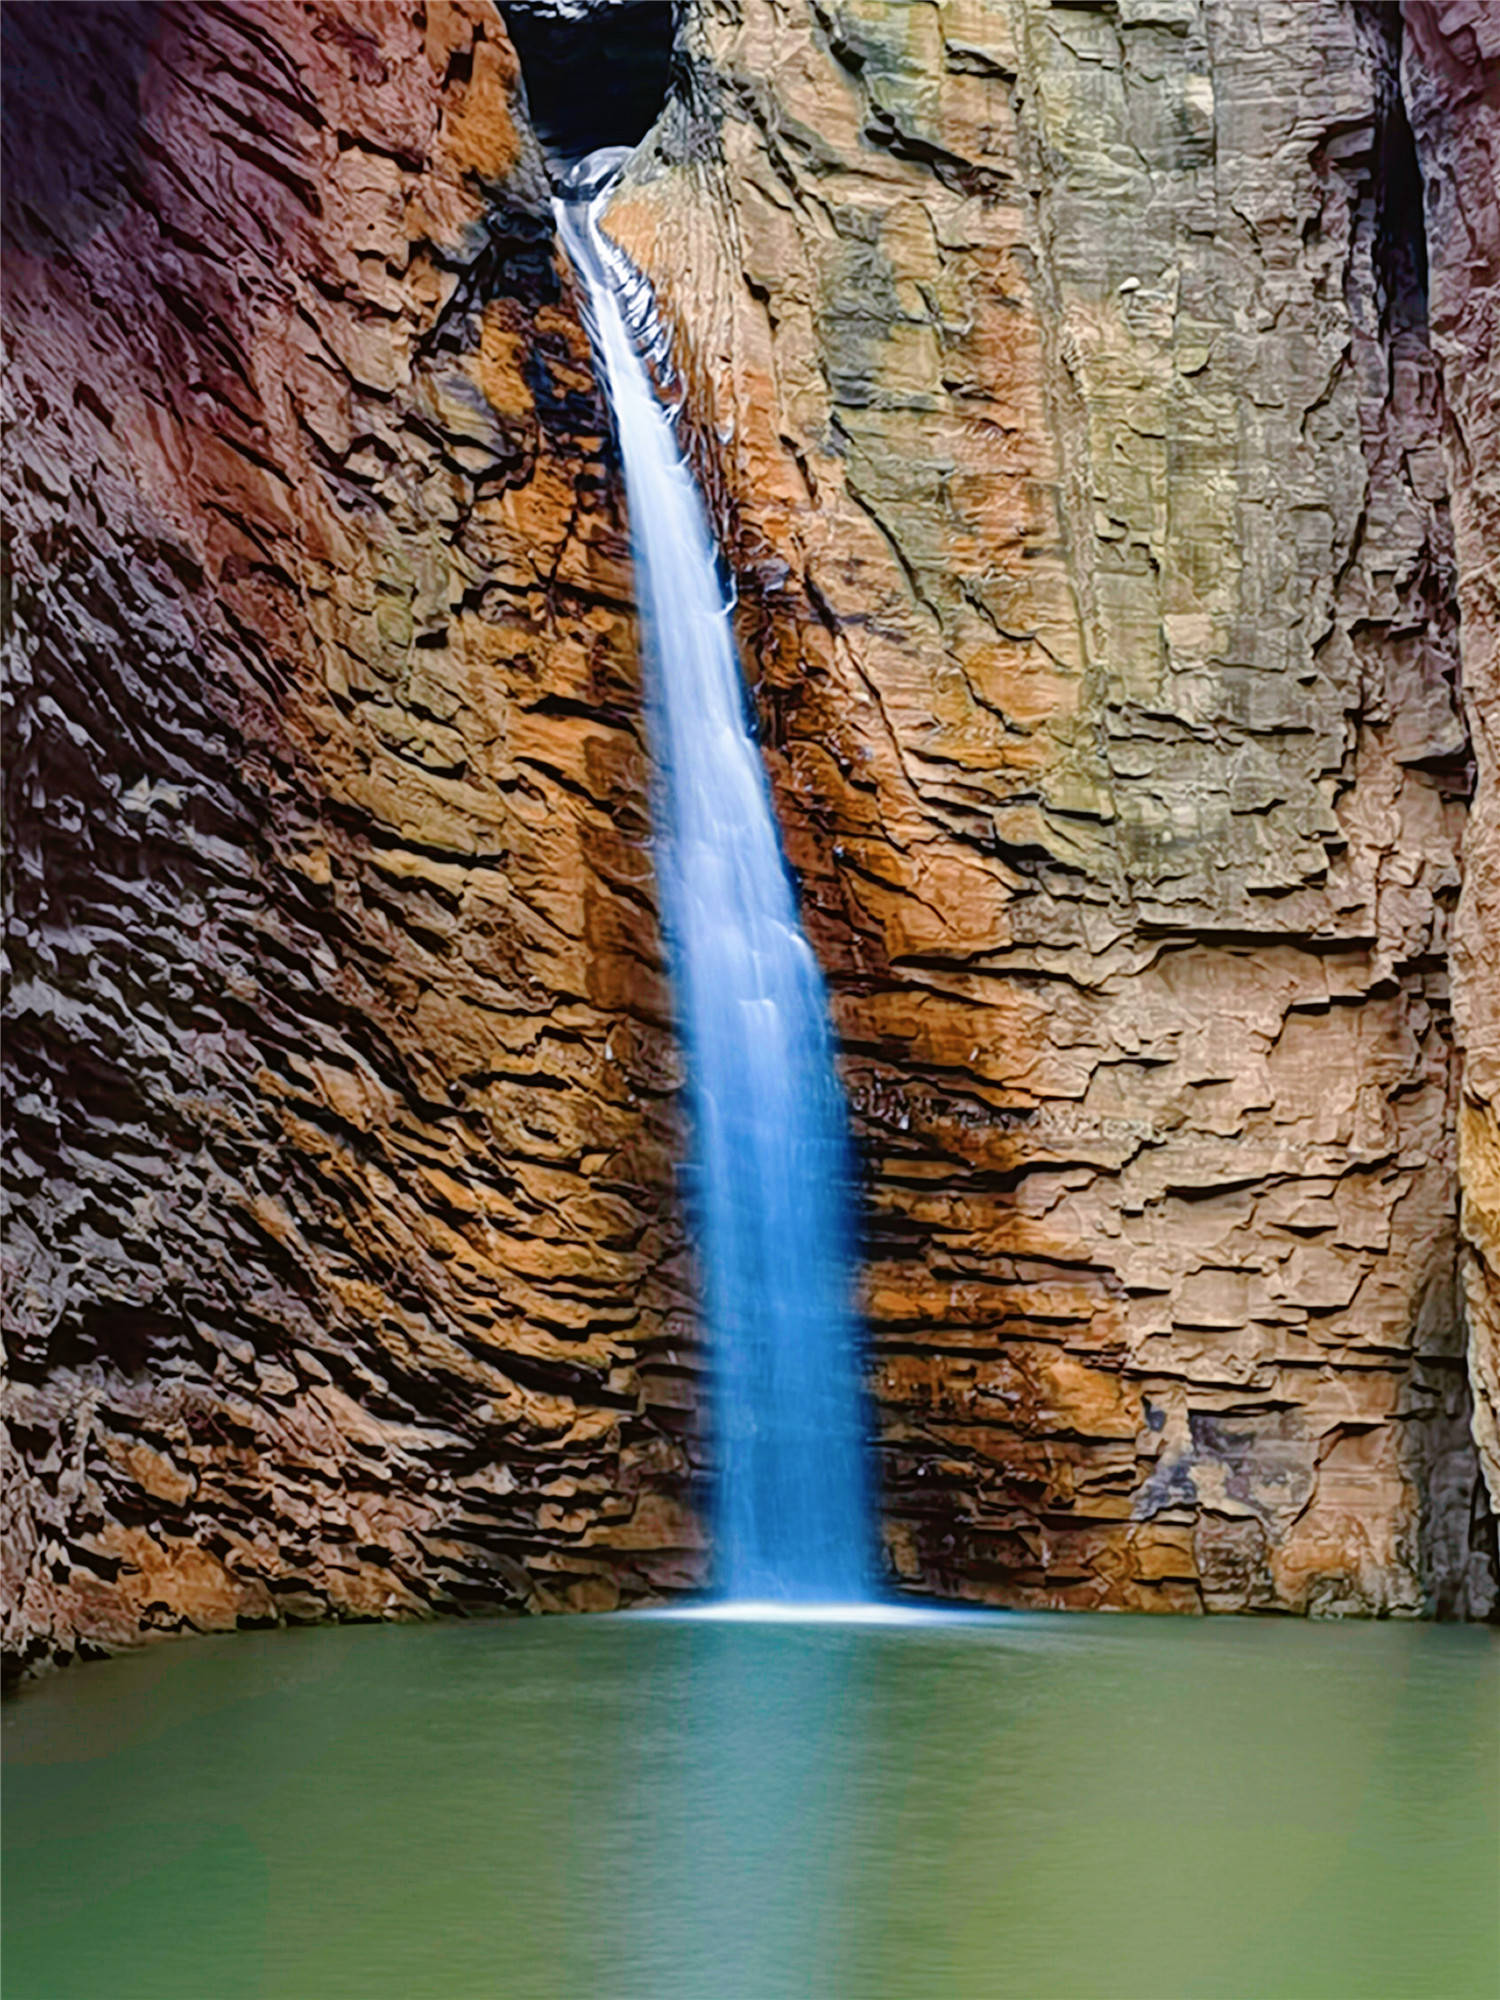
[553,143,633,201]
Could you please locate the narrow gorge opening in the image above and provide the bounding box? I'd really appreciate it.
[501,2,675,177]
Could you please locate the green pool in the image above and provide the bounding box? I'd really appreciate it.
[4,1608,1496,1998]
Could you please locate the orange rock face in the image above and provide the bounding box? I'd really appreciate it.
[605,0,1497,1613]
[3,0,698,1676]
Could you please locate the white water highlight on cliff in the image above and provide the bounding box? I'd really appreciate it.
[557,154,868,1602]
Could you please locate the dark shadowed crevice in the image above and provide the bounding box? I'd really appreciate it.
[1363,6,1499,1619]
[0,1,160,255]
[1376,35,1430,342]
[501,2,676,177]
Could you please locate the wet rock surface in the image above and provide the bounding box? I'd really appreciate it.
[604,0,1498,1614]
[2,0,699,1677]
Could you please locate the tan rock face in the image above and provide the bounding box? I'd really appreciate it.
[1401,0,1500,1536]
[2,0,699,1676]
[605,0,1497,1612]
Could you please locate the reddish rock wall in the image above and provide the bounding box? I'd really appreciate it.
[605,0,1497,1614]
[2,0,697,1678]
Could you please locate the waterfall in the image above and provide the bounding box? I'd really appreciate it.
[556,154,869,1603]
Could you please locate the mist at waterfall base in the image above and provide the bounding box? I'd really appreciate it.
[556,155,869,1604]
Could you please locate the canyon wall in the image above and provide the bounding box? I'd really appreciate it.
[2,0,697,1679]
[5,0,1496,1673]
[606,0,1498,1614]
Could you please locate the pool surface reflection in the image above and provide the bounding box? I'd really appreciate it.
[5,1608,1497,1998]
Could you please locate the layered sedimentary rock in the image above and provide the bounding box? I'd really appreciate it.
[6,0,1496,1673]
[606,0,1497,1613]
[2,0,697,1678]
[1401,0,1500,1526]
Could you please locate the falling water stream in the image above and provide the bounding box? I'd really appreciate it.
[555,153,868,1602]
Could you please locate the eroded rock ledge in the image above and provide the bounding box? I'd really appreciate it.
[2,0,698,1678]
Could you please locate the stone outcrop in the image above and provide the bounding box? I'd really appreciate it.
[1401,0,1500,1531]
[2,0,698,1679]
[605,0,1497,1614]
